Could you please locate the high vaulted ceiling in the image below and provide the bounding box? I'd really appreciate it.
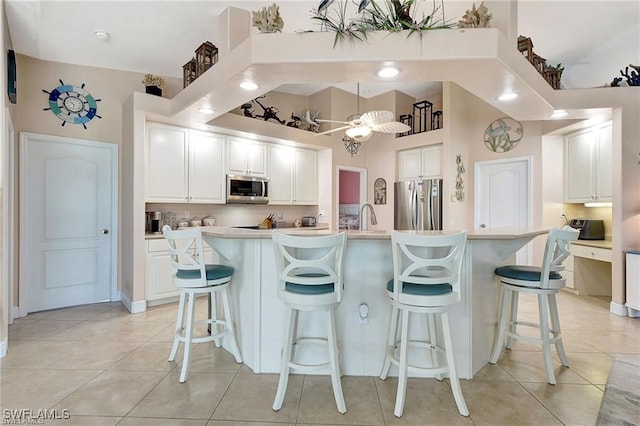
[5,1,639,101]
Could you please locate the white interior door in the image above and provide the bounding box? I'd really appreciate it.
[475,156,532,263]
[20,133,117,314]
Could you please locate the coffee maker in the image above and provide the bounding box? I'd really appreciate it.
[146,211,163,234]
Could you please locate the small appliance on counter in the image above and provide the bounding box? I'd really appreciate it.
[301,216,317,227]
[569,219,605,240]
[145,211,163,234]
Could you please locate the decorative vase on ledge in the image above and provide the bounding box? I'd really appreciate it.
[145,85,162,97]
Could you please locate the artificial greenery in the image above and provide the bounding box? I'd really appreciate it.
[311,0,454,46]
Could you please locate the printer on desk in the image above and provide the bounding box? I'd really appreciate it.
[569,219,605,240]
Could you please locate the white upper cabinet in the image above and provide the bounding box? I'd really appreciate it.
[189,130,225,203]
[227,137,267,177]
[145,123,225,203]
[146,123,188,202]
[397,144,442,181]
[564,122,612,203]
[268,145,317,205]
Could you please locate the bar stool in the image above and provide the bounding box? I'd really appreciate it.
[162,225,243,383]
[380,230,469,417]
[271,231,347,413]
[489,227,579,384]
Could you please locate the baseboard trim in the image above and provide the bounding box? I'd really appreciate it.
[625,304,640,318]
[0,337,7,358]
[120,292,147,314]
[610,301,628,317]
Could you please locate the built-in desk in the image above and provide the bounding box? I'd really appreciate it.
[569,240,612,296]
[200,226,547,379]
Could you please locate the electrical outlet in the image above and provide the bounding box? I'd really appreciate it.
[184,211,190,219]
[560,210,566,218]
[578,210,585,218]
[318,210,326,217]
[276,211,283,220]
[358,303,369,324]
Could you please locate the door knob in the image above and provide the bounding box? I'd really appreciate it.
[480,224,486,228]
[102,229,109,235]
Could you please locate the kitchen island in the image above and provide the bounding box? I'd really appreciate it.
[200,226,547,379]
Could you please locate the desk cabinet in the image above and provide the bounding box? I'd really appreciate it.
[570,242,612,296]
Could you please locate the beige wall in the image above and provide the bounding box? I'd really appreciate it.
[10,55,179,312]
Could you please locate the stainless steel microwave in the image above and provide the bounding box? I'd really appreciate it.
[226,174,269,204]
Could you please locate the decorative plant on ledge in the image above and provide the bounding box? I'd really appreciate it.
[311,0,453,46]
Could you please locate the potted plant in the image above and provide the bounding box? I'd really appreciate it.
[142,73,165,96]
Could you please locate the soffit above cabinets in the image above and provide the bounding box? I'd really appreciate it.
[169,29,566,128]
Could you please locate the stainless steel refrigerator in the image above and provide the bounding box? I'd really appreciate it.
[394,179,443,230]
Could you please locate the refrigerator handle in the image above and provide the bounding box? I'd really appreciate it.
[410,182,417,230]
[429,181,435,230]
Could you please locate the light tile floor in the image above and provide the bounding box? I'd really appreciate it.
[2,291,639,425]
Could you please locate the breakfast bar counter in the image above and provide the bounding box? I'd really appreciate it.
[200,226,547,379]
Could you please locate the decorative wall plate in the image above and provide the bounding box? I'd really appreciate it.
[43,80,102,129]
[484,117,523,152]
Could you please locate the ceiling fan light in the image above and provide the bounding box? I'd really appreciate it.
[377,66,399,78]
[345,125,372,140]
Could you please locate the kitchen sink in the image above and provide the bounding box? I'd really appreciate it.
[232,225,261,230]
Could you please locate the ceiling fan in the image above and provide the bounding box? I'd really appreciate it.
[315,83,411,142]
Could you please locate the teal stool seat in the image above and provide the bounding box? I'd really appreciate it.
[386,279,452,296]
[495,265,562,281]
[177,264,234,281]
[286,273,334,294]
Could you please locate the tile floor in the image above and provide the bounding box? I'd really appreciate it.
[2,291,639,425]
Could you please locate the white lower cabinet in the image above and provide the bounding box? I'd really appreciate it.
[564,254,575,290]
[146,238,213,305]
[268,145,317,205]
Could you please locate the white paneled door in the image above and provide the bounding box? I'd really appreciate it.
[20,133,117,314]
[475,156,532,264]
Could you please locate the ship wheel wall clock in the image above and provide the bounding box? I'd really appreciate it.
[43,80,102,129]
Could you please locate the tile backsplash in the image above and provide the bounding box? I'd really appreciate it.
[146,203,318,229]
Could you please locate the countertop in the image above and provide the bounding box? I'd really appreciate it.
[572,239,612,249]
[193,226,549,241]
[147,226,548,241]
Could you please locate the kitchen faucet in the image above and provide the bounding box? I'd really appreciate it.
[359,203,377,230]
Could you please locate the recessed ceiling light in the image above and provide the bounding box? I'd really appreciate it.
[240,81,259,90]
[377,66,399,78]
[498,92,518,101]
[94,29,110,40]
[198,107,214,114]
[551,110,568,118]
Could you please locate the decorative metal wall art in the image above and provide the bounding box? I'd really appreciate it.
[484,117,523,153]
[343,135,361,157]
[374,178,387,205]
[453,154,465,202]
[610,64,640,86]
[252,3,284,33]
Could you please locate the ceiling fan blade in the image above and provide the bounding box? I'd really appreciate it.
[316,118,350,124]
[315,125,353,136]
[360,110,394,126]
[371,121,411,133]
